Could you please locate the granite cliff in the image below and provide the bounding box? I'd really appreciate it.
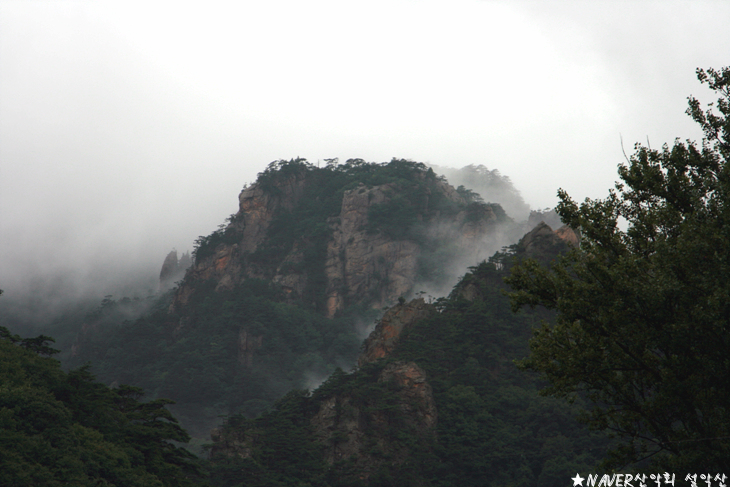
[358,298,435,366]
[170,158,514,317]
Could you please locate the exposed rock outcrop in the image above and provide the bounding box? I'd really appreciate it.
[358,298,436,367]
[311,361,436,479]
[555,224,580,246]
[519,221,579,259]
[324,184,421,316]
[211,359,437,481]
[170,172,308,310]
[210,297,439,479]
[170,166,509,315]
[159,250,192,292]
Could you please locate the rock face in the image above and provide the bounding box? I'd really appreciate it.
[170,166,508,315]
[358,298,436,367]
[518,221,579,258]
[323,184,421,317]
[210,298,438,482]
[555,224,580,246]
[170,172,309,310]
[310,360,436,479]
[159,250,192,292]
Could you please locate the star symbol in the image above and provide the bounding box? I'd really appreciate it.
[572,474,585,486]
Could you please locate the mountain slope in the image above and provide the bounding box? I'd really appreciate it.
[64,158,520,439]
[206,222,610,487]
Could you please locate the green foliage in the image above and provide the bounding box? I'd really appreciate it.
[208,390,327,487]
[255,157,312,195]
[456,184,484,203]
[192,224,240,263]
[363,160,467,240]
[366,190,424,239]
[208,258,607,486]
[65,280,376,440]
[507,67,730,470]
[0,326,202,486]
[393,263,607,486]
[0,325,59,356]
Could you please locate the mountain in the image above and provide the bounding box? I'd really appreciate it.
[171,158,517,317]
[63,158,524,440]
[7,156,612,485]
[205,222,608,487]
[427,163,531,221]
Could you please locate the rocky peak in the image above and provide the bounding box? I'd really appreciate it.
[555,224,580,246]
[519,221,556,254]
[233,171,309,253]
[522,221,579,249]
[526,208,563,230]
[516,221,580,263]
[159,250,192,292]
[169,160,512,316]
[169,169,309,310]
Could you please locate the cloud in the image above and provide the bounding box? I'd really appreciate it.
[1,0,728,311]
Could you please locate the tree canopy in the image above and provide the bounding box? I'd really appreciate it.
[507,67,730,470]
[208,260,607,487]
[0,324,202,486]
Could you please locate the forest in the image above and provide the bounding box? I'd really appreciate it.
[1,66,729,485]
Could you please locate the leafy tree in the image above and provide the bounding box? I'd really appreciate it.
[507,67,730,470]
[0,324,203,486]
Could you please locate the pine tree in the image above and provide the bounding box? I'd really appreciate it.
[507,67,730,470]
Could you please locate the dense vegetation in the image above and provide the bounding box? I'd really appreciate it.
[0,315,202,486]
[56,157,518,443]
[62,279,377,441]
[507,67,730,471]
[206,237,610,486]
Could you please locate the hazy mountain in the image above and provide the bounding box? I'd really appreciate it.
[4,157,606,486]
[62,158,524,440]
[206,221,607,486]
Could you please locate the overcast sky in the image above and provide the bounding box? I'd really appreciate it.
[1,0,729,301]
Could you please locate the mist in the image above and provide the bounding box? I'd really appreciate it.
[2,1,729,323]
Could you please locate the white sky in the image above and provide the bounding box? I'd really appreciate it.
[1,0,729,299]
